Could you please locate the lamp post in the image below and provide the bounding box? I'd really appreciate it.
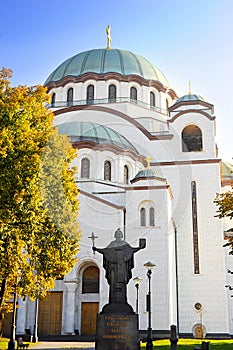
[7,284,17,350]
[133,276,142,314]
[144,261,156,350]
[32,298,39,343]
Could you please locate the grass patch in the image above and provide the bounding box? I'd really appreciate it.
[0,338,32,350]
[140,339,233,350]
[1,338,233,349]
[0,339,8,350]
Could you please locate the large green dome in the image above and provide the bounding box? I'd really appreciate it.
[45,48,169,86]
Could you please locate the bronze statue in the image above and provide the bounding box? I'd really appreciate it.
[93,228,146,304]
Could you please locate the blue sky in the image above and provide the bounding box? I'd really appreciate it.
[1,0,232,162]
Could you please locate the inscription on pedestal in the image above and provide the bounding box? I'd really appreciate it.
[95,313,140,350]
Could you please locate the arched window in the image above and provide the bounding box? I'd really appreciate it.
[150,92,155,107]
[51,93,56,107]
[140,208,146,226]
[124,165,129,184]
[149,207,155,226]
[130,87,137,101]
[67,88,73,106]
[87,84,94,104]
[108,84,117,101]
[104,160,111,181]
[81,158,90,178]
[82,266,99,294]
[166,99,169,110]
[182,125,203,152]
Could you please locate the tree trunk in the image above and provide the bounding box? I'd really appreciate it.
[0,279,7,338]
[0,279,7,312]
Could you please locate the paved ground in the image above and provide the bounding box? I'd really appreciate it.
[29,341,95,349]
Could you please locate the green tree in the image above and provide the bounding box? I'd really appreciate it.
[215,183,233,253]
[0,68,80,324]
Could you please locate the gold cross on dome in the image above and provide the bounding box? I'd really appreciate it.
[189,81,192,95]
[106,25,112,49]
[145,156,152,169]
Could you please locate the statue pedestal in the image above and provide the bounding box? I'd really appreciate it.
[95,304,140,350]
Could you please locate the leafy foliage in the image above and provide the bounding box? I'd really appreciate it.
[215,186,233,220]
[0,68,80,315]
[215,183,233,252]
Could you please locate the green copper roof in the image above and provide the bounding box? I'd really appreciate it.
[45,48,169,86]
[132,168,163,181]
[175,94,205,104]
[57,121,138,153]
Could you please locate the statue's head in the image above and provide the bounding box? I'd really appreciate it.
[114,228,123,241]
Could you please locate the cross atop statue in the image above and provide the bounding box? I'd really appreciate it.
[88,232,98,253]
[106,25,112,50]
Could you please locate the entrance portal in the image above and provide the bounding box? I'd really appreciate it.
[38,292,62,335]
[81,302,99,335]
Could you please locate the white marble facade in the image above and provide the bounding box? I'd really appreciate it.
[15,46,233,338]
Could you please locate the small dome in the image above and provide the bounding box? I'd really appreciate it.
[44,48,169,87]
[57,121,138,153]
[131,168,163,183]
[175,94,205,104]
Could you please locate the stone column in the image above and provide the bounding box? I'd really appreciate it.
[63,281,77,335]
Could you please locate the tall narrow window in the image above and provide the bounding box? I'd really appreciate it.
[87,84,94,104]
[51,92,56,107]
[81,158,90,178]
[140,208,146,226]
[67,88,73,106]
[130,87,137,101]
[82,266,99,294]
[191,181,200,274]
[124,165,129,184]
[150,92,155,107]
[182,125,203,152]
[149,207,155,226]
[104,160,111,181]
[108,84,117,101]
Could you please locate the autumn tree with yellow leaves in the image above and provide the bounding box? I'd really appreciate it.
[215,182,233,253]
[0,68,80,329]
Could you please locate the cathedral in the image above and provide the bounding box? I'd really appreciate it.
[5,29,233,339]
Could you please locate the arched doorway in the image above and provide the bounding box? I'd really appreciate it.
[81,265,100,336]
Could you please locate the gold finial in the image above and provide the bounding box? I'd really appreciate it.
[188,81,192,95]
[106,25,112,49]
[145,156,152,169]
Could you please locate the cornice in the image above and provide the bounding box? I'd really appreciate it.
[151,158,221,166]
[79,189,125,210]
[72,140,146,164]
[168,109,215,123]
[45,72,179,100]
[168,100,214,113]
[221,179,233,187]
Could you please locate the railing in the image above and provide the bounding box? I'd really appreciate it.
[47,97,168,115]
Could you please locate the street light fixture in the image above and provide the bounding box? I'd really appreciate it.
[7,284,17,350]
[133,276,142,314]
[144,261,156,350]
[32,298,39,343]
